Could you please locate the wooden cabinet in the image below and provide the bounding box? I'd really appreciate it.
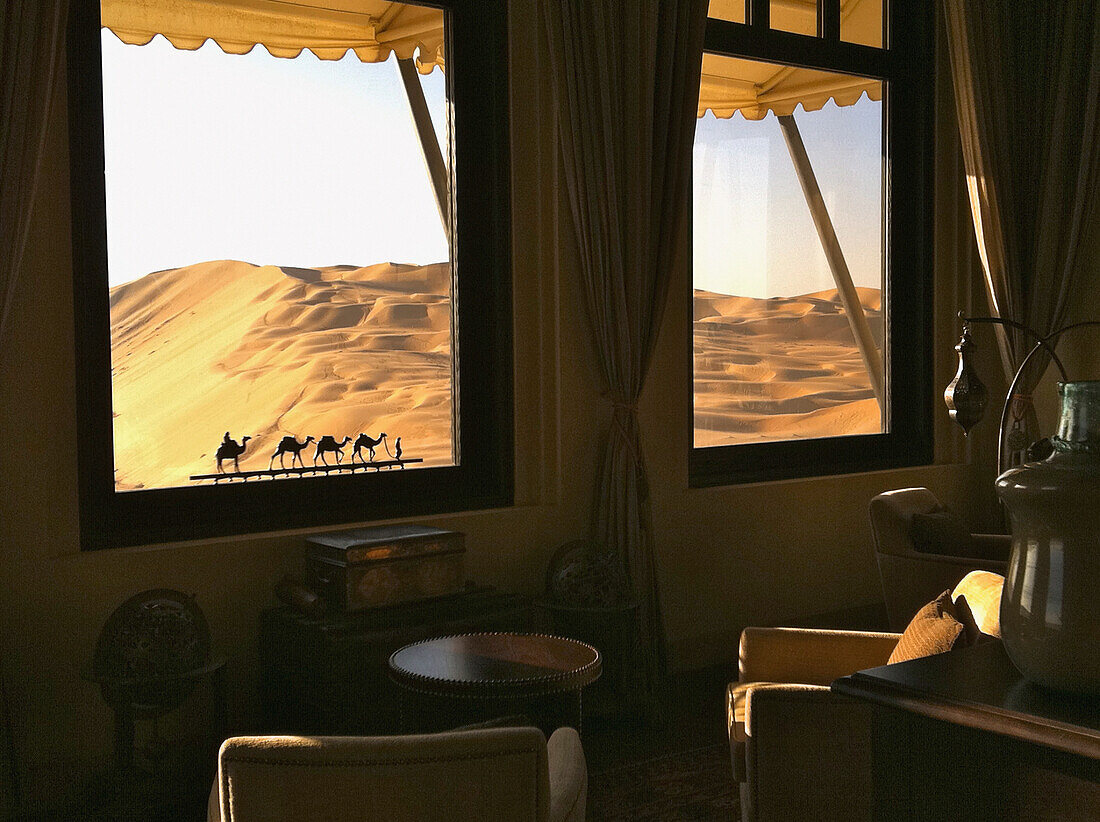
[259,587,531,735]
[834,640,1100,822]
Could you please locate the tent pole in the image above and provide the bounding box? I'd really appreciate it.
[776,113,885,410]
[397,58,450,241]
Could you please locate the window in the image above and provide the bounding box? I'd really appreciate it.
[690,0,934,486]
[68,0,512,549]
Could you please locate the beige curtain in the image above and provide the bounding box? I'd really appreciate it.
[1,0,68,344]
[943,1,1100,465]
[545,0,707,699]
[1,0,67,814]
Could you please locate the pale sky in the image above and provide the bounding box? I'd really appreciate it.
[693,96,883,299]
[101,31,880,298]
[100,31,449,287]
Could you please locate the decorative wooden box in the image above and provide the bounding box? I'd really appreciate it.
[305,526,465,611]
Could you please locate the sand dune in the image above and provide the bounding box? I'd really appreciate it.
[694,287,883,447]
[113,265,882,486]
[110,260,453,490]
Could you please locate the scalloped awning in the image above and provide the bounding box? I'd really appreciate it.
[700,0,882,120]
[100,0,445,73]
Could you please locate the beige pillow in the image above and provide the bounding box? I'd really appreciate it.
[888,590,981,664]
[952,570,1004,638]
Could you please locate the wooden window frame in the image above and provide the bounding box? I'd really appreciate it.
[67,0,514,549]
[689,0,935,487]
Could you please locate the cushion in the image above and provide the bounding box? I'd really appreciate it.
[887,590,981,664]
[952,570,1004,637]
[909,508,979,558]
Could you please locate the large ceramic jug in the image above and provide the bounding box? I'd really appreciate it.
[996,381,1100,693]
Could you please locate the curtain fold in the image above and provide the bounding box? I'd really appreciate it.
[545,0,707,699]
[1,1,67,813]
[1,0,68,344]
[943,1,1100,465]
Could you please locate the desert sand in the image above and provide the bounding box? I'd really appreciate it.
[112,264,881,488]
[110,260,454,490]
[694,286,883,447]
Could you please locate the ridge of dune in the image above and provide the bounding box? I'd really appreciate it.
[110,259,453,490]
[694,286,881,316]
[112,266,881,485]
[693,286,883,448]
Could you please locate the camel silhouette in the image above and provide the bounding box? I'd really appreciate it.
[216,433,251,474]
[352,432,387,463]
[270,435,314,470]
[314,435,352,466]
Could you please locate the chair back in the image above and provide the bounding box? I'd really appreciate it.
[869,488,1008,630]
[215,727,551,822]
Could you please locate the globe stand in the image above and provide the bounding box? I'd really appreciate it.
[540,541,641,720]
[85,590,227,821]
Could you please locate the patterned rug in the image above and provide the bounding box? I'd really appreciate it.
[588,743,739,822]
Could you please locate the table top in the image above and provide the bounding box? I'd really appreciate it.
[833,639,1100,760]
[388,632,601,697]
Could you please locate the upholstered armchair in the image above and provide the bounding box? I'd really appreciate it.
[727,571,1004,822]
[207,726,586,822]
[869,487,1009,630]
[728,627,900,822]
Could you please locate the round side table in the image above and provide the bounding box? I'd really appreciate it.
[388,632,601,736]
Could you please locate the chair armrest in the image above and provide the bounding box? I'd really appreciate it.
[739,627,901,686]
[547,727,586,822]
[743,683,838,734]
[742,685,875,822]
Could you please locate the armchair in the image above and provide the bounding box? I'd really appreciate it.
[869,487,1009,630]
[727,571,1004,822]
[728,627,900,822]
[207,725,586,822]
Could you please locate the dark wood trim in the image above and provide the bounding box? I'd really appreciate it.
[689,432,931,488]
[67,0,513,549]
[690,1,935,489]
[833,641,1100,762]
[841,674,1100,762]
[68,0,115,549]
[704,20,890,79]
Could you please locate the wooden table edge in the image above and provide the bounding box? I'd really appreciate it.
[833,672,1100,761]
[387,632,603,698]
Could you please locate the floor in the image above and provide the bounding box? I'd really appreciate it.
[584,664,734,774]
[584,664,739,822]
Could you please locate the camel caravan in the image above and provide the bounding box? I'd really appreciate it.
[207,430,406,481]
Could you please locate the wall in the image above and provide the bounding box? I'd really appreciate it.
[0,2,986,812]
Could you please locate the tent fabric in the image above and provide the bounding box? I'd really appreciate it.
[100,0,445,72]
[699,53,880,120]
[102,0,882,115]
[700,0,883,119]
